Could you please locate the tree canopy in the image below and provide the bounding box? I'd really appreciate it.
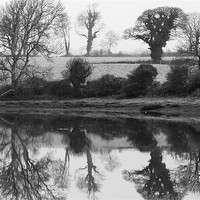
[124,7,186,63]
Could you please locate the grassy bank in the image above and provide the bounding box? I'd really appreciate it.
[0,97,200,121]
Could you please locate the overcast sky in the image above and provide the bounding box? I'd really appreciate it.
[0,0,200,54]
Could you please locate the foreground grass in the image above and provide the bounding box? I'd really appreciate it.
[0,97,200,122]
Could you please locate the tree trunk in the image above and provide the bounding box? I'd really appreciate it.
[86,29,93,56]
[11,73,17,91]
[86,149,95,193]
[86,39,93,56]
[64,32,70,56]
[150,45,163,64]
[66,41,70,56]
[11,73,19,99]
[107,49,112,55]
[198,56,200,70]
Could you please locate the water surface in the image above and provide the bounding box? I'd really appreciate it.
[0,114,199,200]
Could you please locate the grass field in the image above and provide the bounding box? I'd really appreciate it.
[30,56,172,83]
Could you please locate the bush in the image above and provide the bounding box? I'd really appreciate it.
[170,58,196,67]
[188,71,200,93]
[84,74,125,97]
[48,80,73,97]
[24,77,47,95]
[191,88,200,97]
[0,78,73,100]
[16,77,47,98]
[164,62,189,95]
[62,57,93,97]
[121,64,158,97]
[146,81,162,97]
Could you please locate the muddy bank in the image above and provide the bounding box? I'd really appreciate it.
[0,97,200,121]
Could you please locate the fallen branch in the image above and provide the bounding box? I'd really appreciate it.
[0,89,14,98]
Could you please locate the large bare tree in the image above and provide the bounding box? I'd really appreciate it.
[124,7,186,63]
[54,11,71,56]
[0,0,64,91]
[77,3,103,56]
[178,13,200,69]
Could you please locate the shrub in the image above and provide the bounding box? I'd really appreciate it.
[170,58,196,67]
[24,77,47,95]
[164,62,189,95]
[121,64,158,97]
[62,58,93,97]
[84,74,125,97]
[146,81,162,97]
[191,88,200,97]
[48,80,73,97]
[188,71,200,93]
[16,77,47,98]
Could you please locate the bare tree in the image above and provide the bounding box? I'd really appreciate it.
[54,11,71,56]
[0,0,64,91]
[178,13,200,69]
[77,3,103,56]
[101,30,120,55]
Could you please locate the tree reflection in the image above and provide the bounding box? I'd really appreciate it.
[69,120,103,200]
[172,149,200,196]
[51,148,71,189]
[76,149,103,200]
[69,119,90,155]
[123,147,178,199]
[0,119,62,200]
[122,118,157,152]
[101,150,121,172]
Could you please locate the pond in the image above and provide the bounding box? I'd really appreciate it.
[0,113,199,200]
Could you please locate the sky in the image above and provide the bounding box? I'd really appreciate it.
[0,0,200,54]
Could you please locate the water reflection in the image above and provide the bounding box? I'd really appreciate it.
[75,148,103,199]
[0,119,56,199]
[123,147,178,199]
[171,149,200,196]
[0,114,199,199]
[69,119,90,155]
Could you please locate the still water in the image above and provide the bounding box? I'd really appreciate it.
[0,114,199,200]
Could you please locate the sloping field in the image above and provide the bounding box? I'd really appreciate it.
[30,56,172,83]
